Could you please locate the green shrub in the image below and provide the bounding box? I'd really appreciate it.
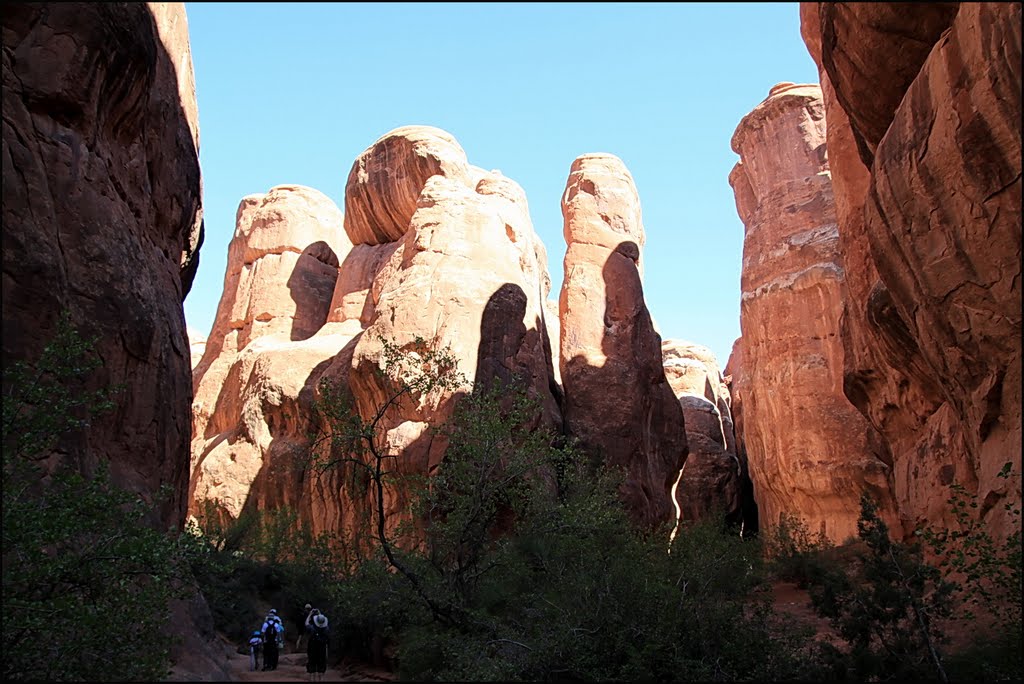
[808,493,956,682]
[762,511,833,588]
[918,463,1022,681]
[306,336,819,681]
[2,314,188,681]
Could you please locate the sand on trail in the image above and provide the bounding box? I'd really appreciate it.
[227,648,393,682]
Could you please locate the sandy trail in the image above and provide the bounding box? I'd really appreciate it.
[227,648,393,683]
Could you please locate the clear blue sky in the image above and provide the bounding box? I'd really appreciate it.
[182,2,820,368]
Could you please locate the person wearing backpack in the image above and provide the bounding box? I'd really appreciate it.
[247,630,263,671]
[305,612,330,682]
[261,610,281,671]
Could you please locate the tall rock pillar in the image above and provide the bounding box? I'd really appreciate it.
[559,154,687,529]
[729,84,899,542]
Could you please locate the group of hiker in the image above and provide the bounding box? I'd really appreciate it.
[247,603,331,680]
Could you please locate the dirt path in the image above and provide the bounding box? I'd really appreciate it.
[227,648,394,683]
[769,580,840,645]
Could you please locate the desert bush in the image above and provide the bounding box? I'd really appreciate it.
[808,493,956,682]
[307,336,818,681]
[918,463,1022,681]
[762,511,833,588]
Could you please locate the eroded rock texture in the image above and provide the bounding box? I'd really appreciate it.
[189,126,562,553]
[662,340,741,524]
[801,2,1022,537]
[729,84,899,543]
[2,2,203,527]
[188,327,207,370]
[559,154,687,529]
[334,130,562,546]
[189,185,350,523]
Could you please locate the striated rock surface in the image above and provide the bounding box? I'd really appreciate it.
[558,153,687,529]
[729,83,899,543]
[816,2,960,166]
[344,125,473,246]
[2,2,203,527]
[1,5,231,679]
[662,340,741,524]
[189,185,351,523]
[801,1,1022,537]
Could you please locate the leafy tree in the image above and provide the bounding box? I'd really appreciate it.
[809,493,956,682]
[2,314,187,681]
[762,511,833,588]
[308,335,816,681]
[917,463,1022,680]
[309,335,467,626]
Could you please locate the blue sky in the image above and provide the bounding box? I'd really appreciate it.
[183,2,820,368]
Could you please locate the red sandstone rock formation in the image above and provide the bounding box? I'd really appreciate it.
[662,340,741,523]
[189,126,562,552]
[188,327,207,370]
[558,153,687,529]
[2,2,203,527]
[189,185,350,522]
[1,6,233,679]
[334,128,562,545]
[801,2,1022,537]
[729,84,899,543]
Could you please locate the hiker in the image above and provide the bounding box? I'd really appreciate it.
[247,630,263,671]
[296,602,313,649]
[261,610,282,671]
[306,612,330,682]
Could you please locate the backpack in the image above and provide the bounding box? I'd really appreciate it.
[264,621,278,646]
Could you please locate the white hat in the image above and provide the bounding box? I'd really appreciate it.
[269,608,277,615]
[313,614,328,628]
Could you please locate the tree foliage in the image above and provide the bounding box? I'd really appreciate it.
[307,336,814,681]
[2,314,187,681]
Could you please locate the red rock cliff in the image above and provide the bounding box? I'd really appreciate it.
[2,2,203,528]
[729,84,899,543]
[800,2,1022,537]
[188,126,563,554]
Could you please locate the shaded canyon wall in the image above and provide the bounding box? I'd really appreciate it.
[800,1,1022,537]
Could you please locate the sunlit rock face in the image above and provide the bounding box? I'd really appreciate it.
[800,2,1022,538]
[188,327,207,370]
[336,128,562,546]
[189,185,351,524]
[558,153,687,529]
[188,126,562,554]
[729,83,899,544]
[662,340,742,524]
[2,2,203,528]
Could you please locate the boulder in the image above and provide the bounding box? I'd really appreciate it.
[344,125,473,245]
